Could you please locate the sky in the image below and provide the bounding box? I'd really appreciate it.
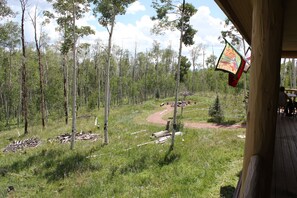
[6,0,228,66]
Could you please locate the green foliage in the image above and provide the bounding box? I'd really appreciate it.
[219,18,242,49]
[0,98,244,197]
[151,0,197,46]
[179,56,191,82]
[208,95,224,123]
[0,21,20,48]
[0,0,14,18]
[45,0,95,55]
[91,0,136,27]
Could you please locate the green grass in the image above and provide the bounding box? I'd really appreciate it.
[178,92,246,124]
[0,94,245,197]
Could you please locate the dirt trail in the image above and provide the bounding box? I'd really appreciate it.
[146,105,245,129]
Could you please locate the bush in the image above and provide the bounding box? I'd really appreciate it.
[208,95,224,123]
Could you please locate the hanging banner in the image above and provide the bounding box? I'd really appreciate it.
[216,40,247,87]
[228,62,245,87]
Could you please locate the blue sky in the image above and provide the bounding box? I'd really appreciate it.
[7,0,228,66]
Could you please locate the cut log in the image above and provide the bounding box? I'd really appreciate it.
[155,132,183,144]
[155,136,171,144]
[152,130,170,138]
[175,132,183,136]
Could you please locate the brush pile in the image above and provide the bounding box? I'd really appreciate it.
[49,131,99,143]
[3,137,41,152]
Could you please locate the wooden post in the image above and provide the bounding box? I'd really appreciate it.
[240,0,284,197]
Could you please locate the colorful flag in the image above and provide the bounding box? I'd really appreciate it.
[216,40,246,87]
[228,62,245,87]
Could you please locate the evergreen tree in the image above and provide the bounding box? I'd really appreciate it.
[208,95,224,123]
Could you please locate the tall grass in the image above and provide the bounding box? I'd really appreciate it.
[0,94,245,197]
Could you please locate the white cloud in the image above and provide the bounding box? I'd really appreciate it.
[191,6,224,46]
[184,6,226,64]
[126,1,146,15]
[8,0,225,65]
[79,5,225,67]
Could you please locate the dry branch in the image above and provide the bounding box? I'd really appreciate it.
[131,129,147,135]
[48,131,99,144]
[3,137,41,152]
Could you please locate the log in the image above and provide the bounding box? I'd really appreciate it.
[155,131,183,144]
[155,136,171,144]
[152,130,170,138]
[131,129,147,135]
[137,141,155,147]
[175,132,183,136]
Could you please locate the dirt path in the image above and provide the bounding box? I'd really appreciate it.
[146,105,245,129]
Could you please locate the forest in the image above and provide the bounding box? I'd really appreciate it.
[1,0,296,133]
[0,0,241,131]
[1,0,297,197]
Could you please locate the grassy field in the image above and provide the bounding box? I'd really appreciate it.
[0,93,245,197]
[159,92,246,124]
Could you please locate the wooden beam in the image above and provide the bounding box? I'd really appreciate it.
[240,0,284,197]
[282,51,297,58]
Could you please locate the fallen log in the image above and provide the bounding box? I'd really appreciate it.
[137,141,155,147]
[155,132,183,144]
[155,136,171,144]
[131,129,147,135]
[152,130,170,138]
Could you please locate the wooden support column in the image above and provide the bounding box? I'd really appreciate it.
[240,0,284,197]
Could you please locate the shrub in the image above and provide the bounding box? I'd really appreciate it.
[208,95,224,123]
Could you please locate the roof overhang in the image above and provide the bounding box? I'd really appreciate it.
[214,0,297,58]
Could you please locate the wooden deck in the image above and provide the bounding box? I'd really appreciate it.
[271,116,297,197]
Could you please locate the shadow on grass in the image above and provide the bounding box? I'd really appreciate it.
[220,170,242,198]
[220,185,235,198]
[0,149,63,174]
[120,156,148,174]
[207,119,237,125]
[158,147,180,166]
[44,153,99,182]
[0,148,100,182]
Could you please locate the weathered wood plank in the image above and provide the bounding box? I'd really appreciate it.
[272,117,288,198]
[285,119,297,195]
[271,117,297,197]
[241,0,284,196]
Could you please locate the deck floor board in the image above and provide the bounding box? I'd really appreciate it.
[271,117,297,197]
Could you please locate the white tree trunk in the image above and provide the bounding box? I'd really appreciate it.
[171,0,185,149]
[104,16,115,145]
[71,0,77,150]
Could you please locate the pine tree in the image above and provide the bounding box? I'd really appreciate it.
[208,95,224,123]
